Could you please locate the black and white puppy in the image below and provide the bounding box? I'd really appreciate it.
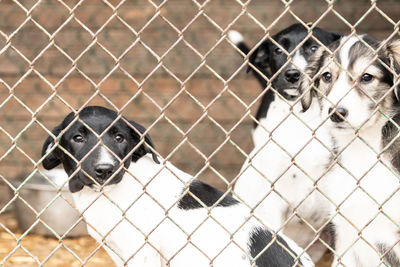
[301,35,400,266]
[228,23,341,130]
[41,106,313,267]
[230,24,341,261]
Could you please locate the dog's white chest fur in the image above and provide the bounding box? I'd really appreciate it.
[238,98,331,222]
[235,98,332,260]
[72,164,168,266]
[325,129,400,266]
[328,130,400,209]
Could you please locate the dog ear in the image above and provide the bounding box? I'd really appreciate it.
[300,47,327,111]
[248,40,271,74]
[128,120,160,164]
[300,77,314,112]
[312,27,342,46]
[41,124,64,170]
[328,32,342,43]
[385,39,400,101]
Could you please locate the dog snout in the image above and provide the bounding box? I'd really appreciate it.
[329,107,348,123]
[284,69,300,83]
[94,164,114,180]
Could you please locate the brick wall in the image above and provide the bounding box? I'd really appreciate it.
[1,0,400,206]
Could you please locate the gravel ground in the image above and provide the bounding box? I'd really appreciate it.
[0,213,332,266]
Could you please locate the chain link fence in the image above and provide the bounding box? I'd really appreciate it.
[0,0,400,266]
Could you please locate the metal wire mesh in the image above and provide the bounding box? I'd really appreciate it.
[1,0,400,266]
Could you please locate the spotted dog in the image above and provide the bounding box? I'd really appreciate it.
[41,106,314,267]
[301,35,400,266]
[230,24,341,261]
[228,23,341,134]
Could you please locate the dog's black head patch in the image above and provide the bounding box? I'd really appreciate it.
[249,24,342,125]
[41,106,159,193]
[249,23,341,94]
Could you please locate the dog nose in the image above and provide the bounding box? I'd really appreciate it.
[95,164,114,180]
[329,107,348,123]
[284,69,300,83]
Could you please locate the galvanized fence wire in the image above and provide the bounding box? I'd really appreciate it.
[0,0,400,266]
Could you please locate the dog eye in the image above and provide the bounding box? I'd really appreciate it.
[72,135,85,143]
[360,73,374,83]
[322,72,332,83]
[310,46,318,53]
[274,47,283,55]
[115,134,125,143]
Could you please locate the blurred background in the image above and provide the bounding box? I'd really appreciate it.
[0,0,399,266]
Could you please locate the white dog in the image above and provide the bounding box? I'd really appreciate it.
[301,35,400,266]
[41,106,313,267]
[234,83,334,262]
[229,26,340,262]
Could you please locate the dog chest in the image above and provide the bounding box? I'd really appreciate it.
[71,175,168,265]
[328,135,400,219]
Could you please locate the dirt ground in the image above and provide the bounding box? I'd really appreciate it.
[0,213,332,266]
[0,214,113,266]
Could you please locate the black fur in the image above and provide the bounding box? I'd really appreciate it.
[254,90,276,128]
[327,222,336,251]
[233,23,341,126]
[376,243,400,267]
[248,227,303,267]
[177,180,239,210]
[382,113,400,174]
[41,124,64,170]
[41,106,159,193]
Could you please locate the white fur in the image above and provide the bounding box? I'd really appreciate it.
[325,56,385,131]
[325,71,372,129]
[292,51,308,70]
[238,96,333,262]
[41,168,69,188]
[339,36,361,69]
[96,146,116,165]
[228,30,244,45]
[72,155,313,267]
[325,129,400,266]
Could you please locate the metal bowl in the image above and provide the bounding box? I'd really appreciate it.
[13,169,87,237]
